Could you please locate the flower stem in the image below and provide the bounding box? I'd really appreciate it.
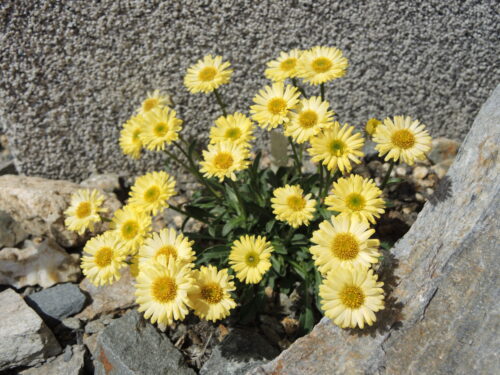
[380,160,395,190]
[213,89,227,116]
[320,83,325,101]
[228,179,247,223]
[292,78,307,97]
[318,164,324,198]
[289,138,303,179]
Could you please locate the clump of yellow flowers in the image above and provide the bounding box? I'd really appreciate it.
[65,47,432,333]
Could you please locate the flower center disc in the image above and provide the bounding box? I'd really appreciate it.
[225,127,242,140]
[143,98,158,112]
[154,122,168,137]
[132,129,141,142]
[391,129,415,149]
[155,245,178,260]
[121,220,139,240]
[76,202,91,218]
[151,276,177,303]
[345,193,366,211]
[198,67,217,82]
[144,186,161,203]
[340,285,365,309]
[329,139,346,156]
[287,195,306,211]
[95,246,113,267]
[267,98,287,115]
[312,57,333,73]
[299,110,318,129]
[200,282,224,304]
[331,233,359,260]
[214,152,234,169]
[280,58,297,71]
[245,251,260,267]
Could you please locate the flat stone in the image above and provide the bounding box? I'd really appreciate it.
[0,175,121,247]
[0,238,80,289]
[252,85,500,374]
[26,283,87,326]
[0,209,28,248]
[0,288,61,371]
[76,268,136,320]
[93,310,195,375]
[80,173,121,193]
[20,345,86,375]
[1,2,497,180]
[200,328,279,375]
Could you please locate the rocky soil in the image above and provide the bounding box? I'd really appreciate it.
[0,131,462,374]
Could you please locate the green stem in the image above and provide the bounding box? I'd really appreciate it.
[320,83,325,101]
[292,78,307,97]
[321,168,332,200]
[228,179,247,223]
[289,138,303,179]
[318,164,324,198]
[213,89,227,116]
[380,160,395,190]
[285,226,295,244]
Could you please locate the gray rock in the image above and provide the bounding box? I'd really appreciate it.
[428,137,460,164]
[0,175,121,247]
[26,283,87,325]
[80,173,121,193]
[0,288,61,371]
[93,310,195,375]
[60,317,83,331]
[200,329,279,375]
[20,345,86,375]
[1,1,498,180]
[0,238,80,289]
[251,85,500,374]
[0,210,28,248]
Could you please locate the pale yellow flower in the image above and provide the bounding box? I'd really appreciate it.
[209,112,255,146]
[139,107,183,151]
[64,189,107,235]
[200,141,250,182]
[119,115,144,159]
[137,90,171,114]
[184,55,233,94]
[128,171,176,215]
[265,49,302,81]
[271,185,316,228]
[296,46,348,85]
[229,235,273,284]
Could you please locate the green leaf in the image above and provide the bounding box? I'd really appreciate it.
[222,216,245,237]
[299,305,315,333]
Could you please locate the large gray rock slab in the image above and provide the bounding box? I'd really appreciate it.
[0,175,121,247]
[93,310,195,375]
[0,238,80,288]
[20,345,86,375]
[0,209,28,248]
[1,1,498,180]
[200,328,279,375]
[0,288,61,371]
[26,283,87,325]
[251,85,500,374]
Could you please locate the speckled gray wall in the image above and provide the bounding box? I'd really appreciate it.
[1,0,499,181]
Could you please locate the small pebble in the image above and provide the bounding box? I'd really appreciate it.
[426,188,435,195]
[413,166,429,180]
[396,166,407,177]
[84,320,105,334]
[415,193,425,202]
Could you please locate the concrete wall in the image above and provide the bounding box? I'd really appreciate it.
[1,0,498,181]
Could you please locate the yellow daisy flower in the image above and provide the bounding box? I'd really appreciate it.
[285,96,335,144]
[229,235,274,284]
[110,205,152,255]
[296,46,348,85]
[139,106,183,151]
[325,174,385,225]
[264,49,302,82]
[135,256,195,326]
[320,265,384,329]
[188,265,237,322]
[81,231,128,286]
[184,55,233,94]
[373,115,432,166]
[128,171,176,216]
[200,141,250,182]
[365,118,382,136]
[137,90,171,114]
[308,122,364,173]
[271,185,317,228]
[119,115,144,159]
[310,215,380,275]
[209,112,255,146]
[250,82,300,130]
[139,228,195,266]
[64,189,107,235]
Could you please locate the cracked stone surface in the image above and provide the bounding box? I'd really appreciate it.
[1,1,498,180]
[250,85,500,374]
